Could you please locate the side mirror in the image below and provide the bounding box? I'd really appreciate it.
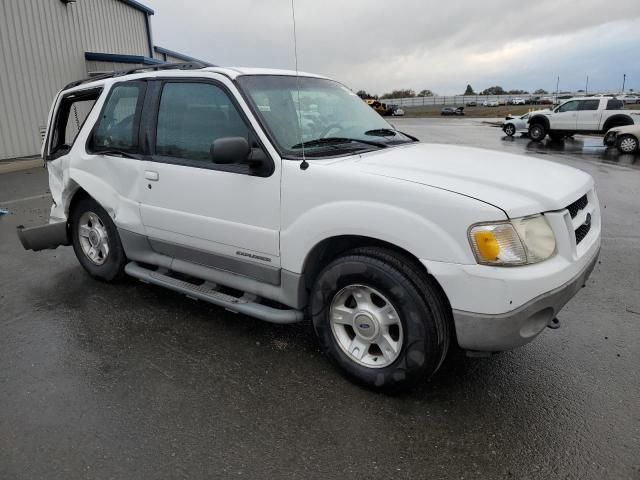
[210,137,249,164]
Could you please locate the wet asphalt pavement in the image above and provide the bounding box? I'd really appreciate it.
[1,118,638,479]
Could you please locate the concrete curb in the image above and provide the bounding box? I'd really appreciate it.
[0,158,44,174]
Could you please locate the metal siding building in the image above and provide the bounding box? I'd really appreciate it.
[0,0,204,161]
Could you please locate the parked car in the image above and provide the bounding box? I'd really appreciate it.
[466,101,477,107]
[441,106,464,116]
[617,94,640,104]
[510,97,526,105]
[604,124,640,153]
[503,113,530,136]
[528,96,639,142]
[18,64,601,390]
[483,100,499,107]
[388,104,405,116]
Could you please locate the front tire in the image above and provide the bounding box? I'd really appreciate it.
[71,196,126,282]
[504,124,516,136]
[529,123,546,142]
[617,134,639,153]
[310,247,451,390]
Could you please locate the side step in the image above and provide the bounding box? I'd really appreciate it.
[125,262,304,324]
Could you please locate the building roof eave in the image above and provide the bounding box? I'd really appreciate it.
[85,51,163,65]
[118,0,154,15]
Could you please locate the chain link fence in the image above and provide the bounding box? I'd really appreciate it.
[380,94,557,107]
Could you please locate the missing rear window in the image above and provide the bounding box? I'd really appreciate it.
[48,88,102,159]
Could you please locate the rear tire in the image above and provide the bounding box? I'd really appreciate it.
[310,247,451,390]
[529,123,546,142]
[617,134,639,153]
[71,196,126,282]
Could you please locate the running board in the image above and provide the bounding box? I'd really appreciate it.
[125,262,304,324]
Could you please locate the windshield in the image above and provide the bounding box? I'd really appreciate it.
[237,75,414,157]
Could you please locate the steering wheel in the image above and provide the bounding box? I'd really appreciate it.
[319,123,345,138]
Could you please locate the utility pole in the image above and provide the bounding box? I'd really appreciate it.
[555,76,560,104]
[622,73,626,93]
[585,75,589,95]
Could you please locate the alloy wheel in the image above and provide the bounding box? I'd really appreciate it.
[77,211,110,265]
[329,284,403,368]
[619,136,638,153]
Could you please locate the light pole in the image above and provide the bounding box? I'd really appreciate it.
[555,76,560,104]
[622,73,626,93]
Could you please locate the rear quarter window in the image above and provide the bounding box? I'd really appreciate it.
[606,99,624,110]
[48,88,101,159]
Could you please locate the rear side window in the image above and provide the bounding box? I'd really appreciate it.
[91,82,145,152]
[155,82,250,162]
[578,100,600,111]
[48,88,101,159]
[606,99,624,110]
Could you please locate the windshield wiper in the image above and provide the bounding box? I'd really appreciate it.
[365,128,397,137]
[291,137,388,150]
[96,149,139,159]
[365,129,419,143]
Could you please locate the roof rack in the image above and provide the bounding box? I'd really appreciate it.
[63,61,214,90]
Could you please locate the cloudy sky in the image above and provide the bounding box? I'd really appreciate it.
[147,0,640,96]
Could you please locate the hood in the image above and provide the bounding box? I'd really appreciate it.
[609,123,640,135]
[350,143,592,218]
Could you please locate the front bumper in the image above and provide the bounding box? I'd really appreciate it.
[603,131,617,146]
[452,247,599,352]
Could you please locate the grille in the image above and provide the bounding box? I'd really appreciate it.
[575,220,591,245]
[565,193,591,245]
[566,194,588,219]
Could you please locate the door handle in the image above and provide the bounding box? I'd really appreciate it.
[144,170,159,181]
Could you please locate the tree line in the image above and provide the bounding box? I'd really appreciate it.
[357,84,549,100]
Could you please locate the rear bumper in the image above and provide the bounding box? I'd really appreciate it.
[452,247,599,352]
[17,221,69,251]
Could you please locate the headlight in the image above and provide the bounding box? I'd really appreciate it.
[469,215,556,266]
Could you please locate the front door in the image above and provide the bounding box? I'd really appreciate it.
[551,100,579,130]
[138,78,282,274]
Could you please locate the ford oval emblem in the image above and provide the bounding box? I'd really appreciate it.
[359,323,370,329]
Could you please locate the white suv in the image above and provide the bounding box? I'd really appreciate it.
[18,64,601,389]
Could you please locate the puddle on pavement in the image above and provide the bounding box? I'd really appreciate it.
[500,135,640,169]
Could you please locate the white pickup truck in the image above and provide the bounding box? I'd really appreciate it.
[18,64,601,389]
[528,97,639,142]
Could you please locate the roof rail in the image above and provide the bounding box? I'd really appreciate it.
[63,61,214,90]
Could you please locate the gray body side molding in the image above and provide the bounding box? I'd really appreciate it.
[148,238,281,285]
[119,229,308,309]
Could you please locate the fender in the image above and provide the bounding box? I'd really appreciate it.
[528,114,550,130]
[602,114,634,132]
[65,164,144,233]
[280,198,500,274]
